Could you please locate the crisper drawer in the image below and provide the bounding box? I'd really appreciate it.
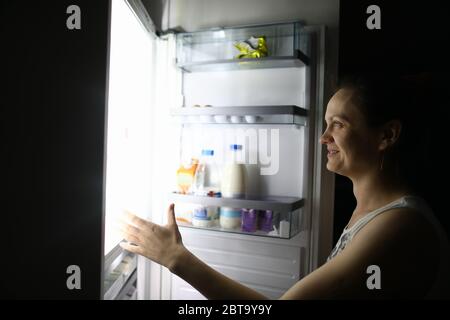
[171,229,305,299]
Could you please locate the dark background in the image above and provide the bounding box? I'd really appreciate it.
[336,0,450,243]
[1,1,110,298]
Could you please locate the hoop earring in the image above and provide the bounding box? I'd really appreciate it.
[379,153,385,171]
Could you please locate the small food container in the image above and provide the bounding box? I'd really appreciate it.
[244,115,258,123]
[241,208,258,232]
[187,115,198,123]
[220,207,241,229]
[258,210,273,232]
[214,115,229,123]
[199,115,214,123]
[230,115,243,123]
[192,205,218,228]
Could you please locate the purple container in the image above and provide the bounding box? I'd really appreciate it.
[258,210,273,232]
[241,208,258,232]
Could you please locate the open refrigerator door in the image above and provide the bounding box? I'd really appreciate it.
[103,0,182,300]
[103,0,154,300]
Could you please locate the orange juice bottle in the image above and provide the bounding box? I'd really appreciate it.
[176,158,198,194]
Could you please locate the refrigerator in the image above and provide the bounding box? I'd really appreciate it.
[102,0,330,300]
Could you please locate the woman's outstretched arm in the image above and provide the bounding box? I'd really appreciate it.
[121,204,439,300]
[120,204,267,300]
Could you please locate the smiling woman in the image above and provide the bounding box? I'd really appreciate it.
[323,74,429,193]
[321,76,410,180]
[319,74,450,297]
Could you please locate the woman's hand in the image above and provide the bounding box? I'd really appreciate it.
[120,204,185,272]
[121,204,268,299]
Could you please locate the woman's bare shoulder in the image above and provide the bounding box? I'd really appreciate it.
[354,206,438,245]
[348,206,440,297]
[280,207,441,299]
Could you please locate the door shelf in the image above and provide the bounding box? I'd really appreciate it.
[178,53,308,72]
[170,105,308,125]
[169,192,304,212]
[170,193,304,239]
[104,249,137,300]
[176,21,310,72]
[177,220,297,239]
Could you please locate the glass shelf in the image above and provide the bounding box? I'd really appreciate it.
[178,53,308,72]
[169,192,303,212]
[177,218,299,239]
[176,21,309,72]
[170,193,304,239]
[170,105,308,125]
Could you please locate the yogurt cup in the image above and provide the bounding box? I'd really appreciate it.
[219,207,241,229]
[230,115,242,123]
[214,115,229,123]
[199,115,214,123]
[244,115,258,123]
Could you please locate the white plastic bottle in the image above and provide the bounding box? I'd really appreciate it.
[191,159,205,196]
[192,149,221,196]
[205,150,221,195]
[192,149,220,227]
[221,144,246,199]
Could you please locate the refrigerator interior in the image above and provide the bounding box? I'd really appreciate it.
[164,24,324,299]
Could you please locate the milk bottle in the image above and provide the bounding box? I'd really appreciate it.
[221,144,246,199]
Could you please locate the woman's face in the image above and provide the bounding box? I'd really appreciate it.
[320,88,382,178]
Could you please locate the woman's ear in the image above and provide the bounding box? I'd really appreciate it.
[378,120,402,151]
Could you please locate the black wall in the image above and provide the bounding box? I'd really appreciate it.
[1,1,110,298]
[336,0,450,243]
